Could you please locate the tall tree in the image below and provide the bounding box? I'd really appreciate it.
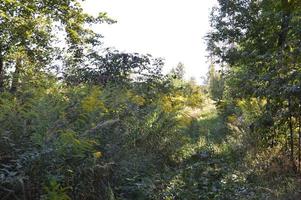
[207,0,301,168]
[170,62,185,80]
[207,63,224,101]
[0,0,113,92]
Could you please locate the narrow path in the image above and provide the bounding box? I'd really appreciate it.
[157,100,294,200]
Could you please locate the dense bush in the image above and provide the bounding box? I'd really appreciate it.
[0,73,205,199]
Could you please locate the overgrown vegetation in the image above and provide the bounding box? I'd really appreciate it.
[206,0,301,199]
[1,0,301,199]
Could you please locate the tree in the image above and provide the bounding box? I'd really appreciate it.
[207,0,301,169]
[65,50,164,86]
[0,0,114,92]
[207,63,224,101]
[170,62,185,80]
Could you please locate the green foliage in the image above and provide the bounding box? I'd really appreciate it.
[0,69,206,199]
[0,0,114,92]
[4,0,301,199]
[207,64,224,101]
[42,178,71,200]
[169,62,185,80]
[207,0,301,173]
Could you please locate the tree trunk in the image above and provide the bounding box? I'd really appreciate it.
[298,116,301,172]
[278,0,292,48]
[0,55,4,92]
[288,98,296,171]
[10,57,21,93]
[272,128,276,148]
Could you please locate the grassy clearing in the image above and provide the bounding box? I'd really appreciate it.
[154,100,301,200]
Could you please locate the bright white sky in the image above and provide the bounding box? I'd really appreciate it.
[82,0,217,83]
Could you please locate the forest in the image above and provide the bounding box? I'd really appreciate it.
[1,0,301,199]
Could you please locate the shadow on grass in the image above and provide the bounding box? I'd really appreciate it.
[159,107,301,200]
[156,106,253,199]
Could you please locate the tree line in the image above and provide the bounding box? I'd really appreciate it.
[207,0,301,172]
[0,0,205,199]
